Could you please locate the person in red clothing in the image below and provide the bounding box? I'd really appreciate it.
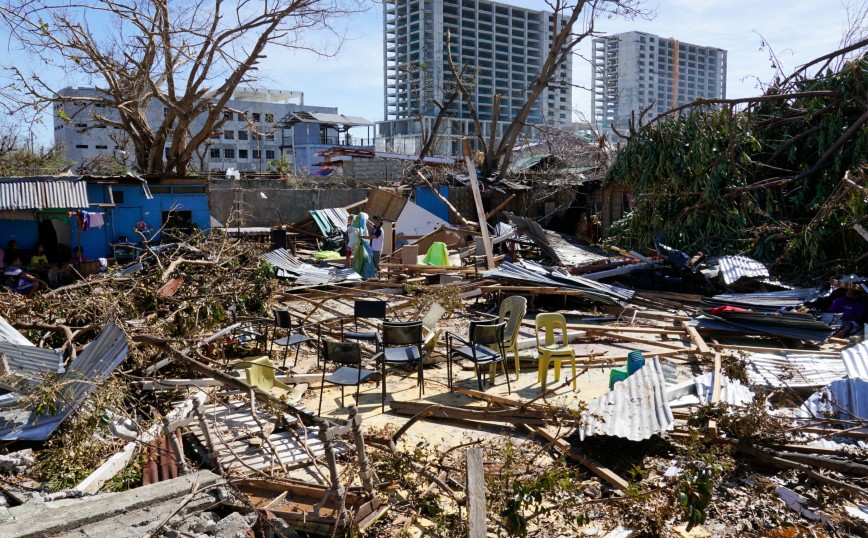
[829,287,868,338]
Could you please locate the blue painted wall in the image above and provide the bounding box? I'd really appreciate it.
[1,179,211,263]
[414,186,451,222]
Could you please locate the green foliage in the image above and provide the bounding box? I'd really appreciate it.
[673,441,729,532]
[605,54,868,282]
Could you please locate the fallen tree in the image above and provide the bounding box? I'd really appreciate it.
[605,43,868,281]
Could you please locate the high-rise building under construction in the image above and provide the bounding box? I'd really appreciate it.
[591,31,726,136]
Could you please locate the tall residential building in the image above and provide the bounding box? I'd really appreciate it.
[591,31,726,136]
[379,0,572,156]
[53,88,372,173]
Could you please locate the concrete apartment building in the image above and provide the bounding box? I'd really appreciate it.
[591,31,726,136]
[379,0,573,156]
[53,88,372,174]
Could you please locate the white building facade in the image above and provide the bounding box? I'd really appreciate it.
[591,31,727,136]
[53,88,342,173]
[379,0,573,156]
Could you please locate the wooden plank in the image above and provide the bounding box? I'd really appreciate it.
[485,193,516,220]
[681,320,712,355]
[596,331,688,351]
[519,319,685,335]
[466,448,486,538]
[522,425,629,491]
[708,352,722,438]
[462,138,495,270]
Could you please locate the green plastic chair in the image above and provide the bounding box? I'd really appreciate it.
[233,356,302,402]
[498,296,527,380]
[534,313,577,391]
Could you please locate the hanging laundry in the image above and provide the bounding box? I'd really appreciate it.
[89,212,105,228]
[78,211,90,231]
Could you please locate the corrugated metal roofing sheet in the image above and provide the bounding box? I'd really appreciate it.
[310,208,349,236]
[0,177,89,210]
[704,287,829,311]
[716,255,769,285]
[693,372,755,406]
[745,352,846,389]
[579,358,674,441]
[0,342,64,392]
[482,261,628,306]
[0,314,33,346]
[0,323,129,441]
[261,248,360,286]
[842,341,868,379]
[691,317,833,342]
[797,378,868,423]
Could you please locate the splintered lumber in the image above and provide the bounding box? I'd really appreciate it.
[453,389,629,491]
[521,424,629,491]
[519,320,685,335]
[681,320,712,355]
[0,471,224,538]
[389,401,550,427]
[466,448,486,538]
[735,442,868,497]
[133,335,323,428]
[462,138,495,270]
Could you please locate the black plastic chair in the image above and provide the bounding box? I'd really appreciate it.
[318,340,379,415]
[373,320,424,411]
[342,300,387,342]
[446,320,511,393]
[271,309,312,367]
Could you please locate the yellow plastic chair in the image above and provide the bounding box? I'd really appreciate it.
[534,313,577,391]
[498,296,527,380]
[233,356,303,403]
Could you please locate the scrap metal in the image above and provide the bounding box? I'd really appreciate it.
[579,358,674,442]
[0,323,129,441]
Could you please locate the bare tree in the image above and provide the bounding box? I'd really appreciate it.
[441,0,646,179]
[0,0,365,175]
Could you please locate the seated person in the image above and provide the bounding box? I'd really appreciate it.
[829,287,868,338]
[30,243,49,269]
[4,239,20,267]
[4,256,47,298]
[70,246,88,264]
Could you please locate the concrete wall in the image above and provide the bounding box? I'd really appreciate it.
[209,179,369,227]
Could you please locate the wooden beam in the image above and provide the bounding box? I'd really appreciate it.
[708,352,722,438]
[415,170,475,228]
[462,138,495,270]
[681,320,712,355]
[484,193,516,220]
[466,448,486,538]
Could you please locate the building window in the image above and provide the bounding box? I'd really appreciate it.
[96,145,107,149]
[252,149,261,159]
[75,123,87,128]
[265,131,275,141]
[75,144,88,149]
[224,148,235,159]
[164,147,170,158]
[210,148,220,158]
[265,113,274,123]
[239,149,248,159]
[252,112,261,122]
[224,130,234,139]
[237,112,246,121]
[238,130,248,140]
[164,107,169,117]
[223,110,232,120]
[210,131,220,139]
[265,150,275,159]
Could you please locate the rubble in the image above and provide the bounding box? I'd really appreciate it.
[0,182,867,538]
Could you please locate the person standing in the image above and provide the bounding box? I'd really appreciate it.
[369,216,384,271]
[345,214,358,268]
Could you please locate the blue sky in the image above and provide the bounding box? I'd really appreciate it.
[259,0,858,124]
[3,0,861,145]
